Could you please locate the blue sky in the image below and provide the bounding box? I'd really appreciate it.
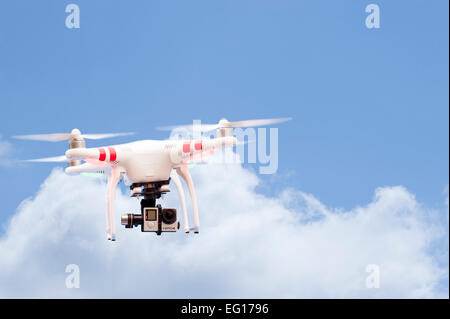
[0,0,448,226]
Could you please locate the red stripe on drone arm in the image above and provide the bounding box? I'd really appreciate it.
[194,140,202,151]
[108,147,117,161]
[98,148,106,161]
[183,141,191,153]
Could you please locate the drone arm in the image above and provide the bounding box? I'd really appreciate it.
[175,163,200,233]
[170,170,190,233]
[175,136,237,164]
[65,160,111,175]
[202,136,237,151]
[66,148,99,160]
[106,166,121,241]
[66,146,120,164]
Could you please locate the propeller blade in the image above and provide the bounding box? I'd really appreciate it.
[13,132,134,142]
[228,118,292,128]
[157,124,219,132]
[12,133,72,142]
[157,117,291,132]
[81,132,135,140]
[23,155,68,162]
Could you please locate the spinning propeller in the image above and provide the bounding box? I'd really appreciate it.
[13,128,134,142]
[157,117,292,132]
[24,155,68,163]
[14,128,134,163]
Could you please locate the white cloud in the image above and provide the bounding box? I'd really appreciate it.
[0,158,448,298]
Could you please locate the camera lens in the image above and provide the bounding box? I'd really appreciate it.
[162,209,177,224]
[121,213,142,228]
[121,214,129,226]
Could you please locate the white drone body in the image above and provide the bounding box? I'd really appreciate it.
[15,117,290,241]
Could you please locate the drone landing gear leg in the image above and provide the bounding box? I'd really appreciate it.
[106,167,121,241]
[170,170,190,233]
[176,163,200,234]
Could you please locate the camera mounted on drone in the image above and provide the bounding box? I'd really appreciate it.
[121,180,180,235]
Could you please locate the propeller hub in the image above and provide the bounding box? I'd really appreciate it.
[71,128,81,136]
[218,118,229,128]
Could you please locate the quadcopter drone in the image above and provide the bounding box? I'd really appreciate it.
[14,118,290,241]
